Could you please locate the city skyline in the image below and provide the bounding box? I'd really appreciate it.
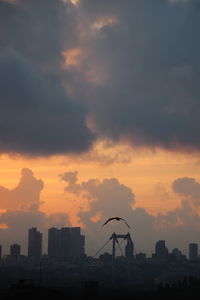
[1,0,200,268]
[1,167,200,258]
[0,226,199,261]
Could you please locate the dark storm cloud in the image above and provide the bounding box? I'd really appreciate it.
[1,0,200,156]
[0,48,94,155]
[0,0,77,69]
[0,0,94,156]
[79,0,200,151]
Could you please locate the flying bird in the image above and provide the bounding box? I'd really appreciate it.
[103,217,131,228]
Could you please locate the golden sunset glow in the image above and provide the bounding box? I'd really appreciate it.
[0,223,8,229]
[62,0,80,5]
[0,144,199,224]
[92,16,118,30]
[90,212,103,223]
[62,48,82,68]
[70,0,79,6]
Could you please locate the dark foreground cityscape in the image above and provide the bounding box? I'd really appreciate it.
[1,227,200,299]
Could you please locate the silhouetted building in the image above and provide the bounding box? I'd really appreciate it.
[189,243,198,262]
[10,244,21,259]
[168,248,187,263]
[48,227,60,261]
[136,253,146,263]
[48,227,85,262]
[28,227,42,262]
[0,245,2,260]
[155,240,168,260]
[125,238,134,258]
[99,252,112,263]
[61,227,71,260]
[70,227,85,260]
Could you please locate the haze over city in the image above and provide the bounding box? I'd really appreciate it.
[1,0,200,264]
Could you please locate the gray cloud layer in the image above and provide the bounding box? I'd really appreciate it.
[0,0,94,156]
[1,0,200,155]
[80,0,200,151]
[0,48,94,155]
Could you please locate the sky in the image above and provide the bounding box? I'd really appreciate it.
[1,0,200,257]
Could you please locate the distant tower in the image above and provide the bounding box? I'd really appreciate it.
[125,235,134,258]
[48,227,85,262]
[10,244,21,259]
[28,227,42,262]
[70,227,85,260]
[48,227,60,261]
[189,243,198,262]
[60,227,71,261]
[155,240,168,260]
[0,245,2,260]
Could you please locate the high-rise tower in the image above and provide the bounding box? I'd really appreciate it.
[48,227,85,262]
[28,227,42,263]
[155,240,168,260]
[10,244,21,259]
[189,243,198,262]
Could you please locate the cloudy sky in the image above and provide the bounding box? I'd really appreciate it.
[1,0,200,256]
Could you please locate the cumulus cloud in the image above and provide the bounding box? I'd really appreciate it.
[0,168,70,254]
[172,177,200,198]
[0,168,43,211]
[60,171,136,215]
[172,177,200,207]
[2,169,200,256]
[60,171,140,253]
[60,171,200,255]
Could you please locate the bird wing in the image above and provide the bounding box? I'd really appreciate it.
[118,217,131,228]
[122,219,131,228]
[102,217,117,226]
[103,217,131,228]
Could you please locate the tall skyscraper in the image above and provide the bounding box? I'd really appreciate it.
[28,227,42,262]
[189,243,198,262]
[125,239,134,258]
[48,227,85,262]
[48,227,60,261]
[70,227,85,260]
[155,240,168,260]
[60,227,71,261]
[10,244,21,259]
[0,245,2,260]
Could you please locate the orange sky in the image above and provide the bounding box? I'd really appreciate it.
[1,141,199,224]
